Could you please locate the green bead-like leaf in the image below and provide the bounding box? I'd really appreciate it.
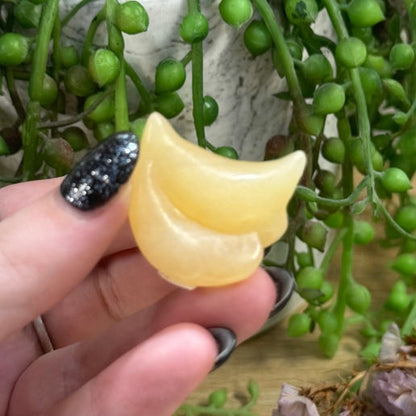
[380,167,412,193]
[391,253,416,276]
[335,37,367,68]
[390,43,415,71]
[115,1,149,34]
[383,79,411,108]
[312,83,345,115]
[345,283,371,314]
[208,388,227,408]
[347,0,385,27]
[89,49,120,87]
[288,313,312,337]
[318,332,339,358]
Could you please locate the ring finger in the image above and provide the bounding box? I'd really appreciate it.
[11,270,276,415]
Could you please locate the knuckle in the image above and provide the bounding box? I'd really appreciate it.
[93,262,127,321]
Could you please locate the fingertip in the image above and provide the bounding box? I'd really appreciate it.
[153,269,278,347]
[0,176,131,339]
[229,268,278,341]
[0,177,62,218]
[144,323,219,377]
[252,267,280,312]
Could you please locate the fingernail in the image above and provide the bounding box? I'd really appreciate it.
[207,327,236,371]
[264,267,296,318]
[60,131,139,210]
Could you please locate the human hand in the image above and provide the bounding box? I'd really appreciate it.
[0,132,292,416]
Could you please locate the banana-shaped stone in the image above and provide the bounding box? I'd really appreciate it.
[129,113,306,288]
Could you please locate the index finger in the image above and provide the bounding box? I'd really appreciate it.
[0,132,138,340]
[0,178,137,255]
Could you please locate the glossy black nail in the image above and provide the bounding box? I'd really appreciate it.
[264,267,296,318]
[60,131,139,210]
[208,327,236,371]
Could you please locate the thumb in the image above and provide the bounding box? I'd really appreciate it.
[48,324,220,416]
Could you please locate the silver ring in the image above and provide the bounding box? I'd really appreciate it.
[32,315,55,353]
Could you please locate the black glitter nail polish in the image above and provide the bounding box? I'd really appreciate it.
[208,327,236,371]
[265,267,296,318]
[60,131,139,210]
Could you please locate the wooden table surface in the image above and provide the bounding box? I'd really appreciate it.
[185,227,398,415]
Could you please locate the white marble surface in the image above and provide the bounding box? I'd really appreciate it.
[60,0,292,160]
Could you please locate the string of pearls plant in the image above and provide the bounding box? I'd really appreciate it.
[1,0,416,413]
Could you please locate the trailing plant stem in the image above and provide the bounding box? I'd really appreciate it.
[61,0,95,26]
[323,0,349,38]
[187,0,207,148]
[323,0,376,208]
[401,296,416,336]
[333,218,354,330]
[21,102,41,180]
[252,0,304,108]
[331,110,355,331]
[106,0,129,131]
[350,69,376,204]
[5,68,25,120]
[23,0,59,179]
[125,60,152,114]
[28,0,60,102]
[320,228,347,276]
[175,406,257,415]
[81,9,105,65]
[114,60,129,131]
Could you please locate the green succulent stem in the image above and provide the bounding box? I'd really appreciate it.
[125,60,153,115]
[106,0,129,131]
[401,296,416,336]
[328,111,355,332]
[28,0,59,102]
[5,67,25,121]
[252,0,304,109]
[252,0,312,136]
[191,40,206,147]
[175,407,257,415]
[404,0,416,42]
[181,50,193,66]
[350,69,376,202]
[187,0,199,13]
[323,0,376,208]
[320,228,347,276]
[174,380,259,415]
[296,176,369,208]
[391,98,416,141]
[376,195,416,241]
[61,0,96,27]
[51,14,63,126]
[21,102,41,180]
[52,15,62,82]
[81,8,105,65]
[38,88,114,130]
[323,0,349,38]
[114,60,129,131]
[187,0,207,148]
[22,0,60,180]
[332,217,354,332]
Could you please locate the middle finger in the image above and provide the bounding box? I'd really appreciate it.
[43,249,178,346]
[13,270,275,414]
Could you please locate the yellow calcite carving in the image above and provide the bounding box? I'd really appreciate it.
[129,112,306,288]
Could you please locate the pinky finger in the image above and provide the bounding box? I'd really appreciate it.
[47,324,220,416]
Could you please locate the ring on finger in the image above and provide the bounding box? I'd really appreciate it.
[32,315,55,353]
